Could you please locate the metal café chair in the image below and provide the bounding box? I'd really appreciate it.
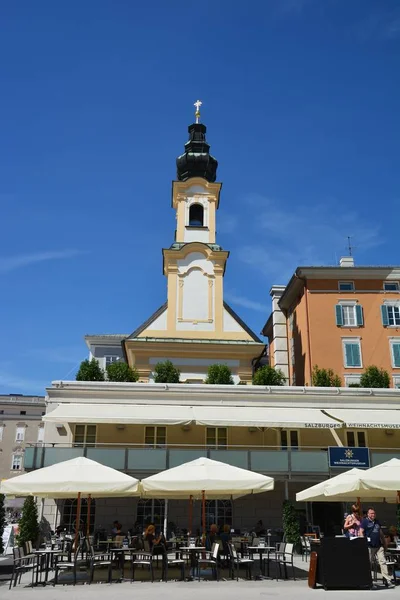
[228,543,254,581]
[9,546,36,589]
[89,545,113,584]
[197,542,220,581]
[131,549,155,583]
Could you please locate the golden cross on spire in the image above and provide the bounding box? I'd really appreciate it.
[194,99,202,123]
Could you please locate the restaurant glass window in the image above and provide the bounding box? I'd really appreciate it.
[280,429,299,450]
[346,430,366,448]
[74,424,97,447]
[136,499,165,529]
[144,426,166,447]
[62,498,96,533]
[205,500,232,530]
[206,427,227,449]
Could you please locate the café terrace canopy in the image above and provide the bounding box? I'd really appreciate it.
[43,403,342,429]
[140,456,275,499]
[324,409,400,429]
[0,456,140,499]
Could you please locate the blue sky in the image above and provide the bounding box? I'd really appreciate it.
[1,0,399,395]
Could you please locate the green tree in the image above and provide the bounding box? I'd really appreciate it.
[106,361,139,382]
[154,360,180,383]
[360,366,390,388]
[312,365,341,387]
[17,497,39,547]
[253,365,286,386]
[205,364,234,385]
[282,500,301,546]
[0,494,5,554]
[76,359,105,381]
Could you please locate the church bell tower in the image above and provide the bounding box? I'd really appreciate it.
[162,101,230,338]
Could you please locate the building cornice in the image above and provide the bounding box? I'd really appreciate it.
[46,380,400,411]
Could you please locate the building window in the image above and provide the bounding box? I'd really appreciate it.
[11,454,23,471]
[145,426,166,447]
[136,499,165,529]
[384,282,399,291]
[205,499,233,529]
[339,281,355,291]
[346,431,367,448]
[74,424,96,447]
[342,339,362,368]
[62,498,96,533]
[105,355,119,367]
[206,427,227,449]
[15,426,25,442]
[381,304,400,327]
[20,411,26,415]
[37,426,45,443]
[344,375,361,387]
[188,203,204,227]
[336,303,363,327]
[390,341,400,368]
[280,430,299,450]
[393,376,400,389]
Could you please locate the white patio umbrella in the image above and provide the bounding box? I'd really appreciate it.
[324,458,400,502]
[140,456,274,534]
[0,456,140,546]
[296,468,366,502]
[296,467,397,504]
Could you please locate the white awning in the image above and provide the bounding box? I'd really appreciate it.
[193,406,341,429]
[43,404,194,426]
[325,409,400,429]
[44,404,341,429]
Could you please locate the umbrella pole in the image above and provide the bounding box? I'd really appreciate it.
[74,492,81,550]
[86,494,92,539]
[188,495,193,534]
[163,499,168,538]
[202,490,205,537]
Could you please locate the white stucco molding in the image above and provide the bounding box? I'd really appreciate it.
[46,380,400,411]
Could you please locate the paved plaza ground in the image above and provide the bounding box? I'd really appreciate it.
[0,556,397,599]
[0,578,397,600]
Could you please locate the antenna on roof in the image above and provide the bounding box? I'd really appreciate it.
[347,236,356,257]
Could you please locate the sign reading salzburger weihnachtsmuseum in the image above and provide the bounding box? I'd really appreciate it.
[328,446,370,469]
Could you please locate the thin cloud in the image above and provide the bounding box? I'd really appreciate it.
[225,291,266,313]
[217,213,238,235]
[0,370,48,395]
[237,195,381,282]
[0,249,84,274]
[356,8,400,41]
[23,347,85,365]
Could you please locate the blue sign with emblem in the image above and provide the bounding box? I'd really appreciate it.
[328,446,370,469]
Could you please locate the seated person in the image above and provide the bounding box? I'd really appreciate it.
[219,524,231,545]
[112,521,123,537]
[144,524,166,551]
[254,520,264,535]
[206,523,218,550]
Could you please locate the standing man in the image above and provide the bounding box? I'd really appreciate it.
[360,507,394,588]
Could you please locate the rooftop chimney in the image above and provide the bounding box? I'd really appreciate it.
[339,256,354,268]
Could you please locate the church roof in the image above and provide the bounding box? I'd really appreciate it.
[125,300,262,344]
[126,302,168,339]
[223,302,263,343]
[176,122,218,183]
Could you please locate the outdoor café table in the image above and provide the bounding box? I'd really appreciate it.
[180,546,206,578]
[248,545,275,577]
[34,549,63,585]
